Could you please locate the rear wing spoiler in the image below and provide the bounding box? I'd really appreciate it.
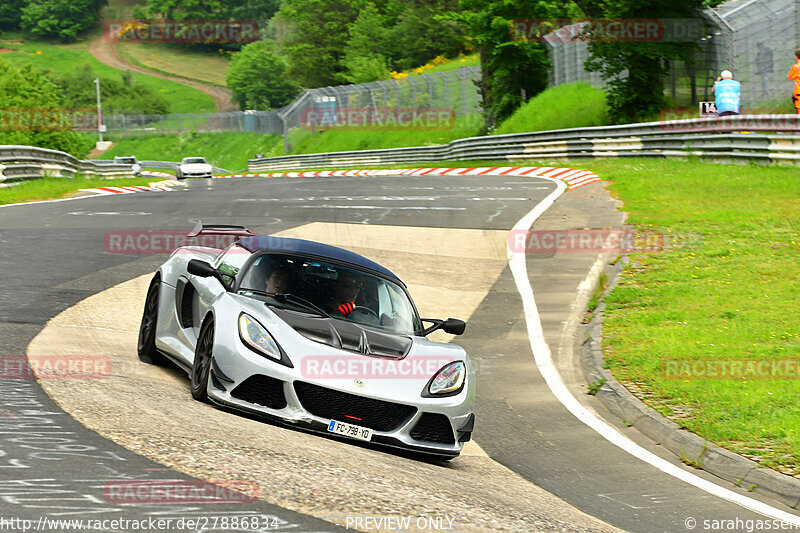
[187,221,256,239]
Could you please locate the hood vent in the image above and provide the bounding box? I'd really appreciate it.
[270,307,411,357]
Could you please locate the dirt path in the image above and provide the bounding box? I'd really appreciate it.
[88,33,236,112]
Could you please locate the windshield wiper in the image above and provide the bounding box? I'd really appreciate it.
[273,293,331,318]
[239,289,331,318]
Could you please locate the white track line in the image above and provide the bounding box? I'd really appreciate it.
[508,176,800,524]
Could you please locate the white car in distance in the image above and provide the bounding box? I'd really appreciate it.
[177,157,213,180]
[113,155,141,176]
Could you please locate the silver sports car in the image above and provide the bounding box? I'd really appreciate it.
[138,223,476,459]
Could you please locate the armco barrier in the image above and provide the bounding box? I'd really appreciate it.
[248,115,800,172]
[0,145,135,183]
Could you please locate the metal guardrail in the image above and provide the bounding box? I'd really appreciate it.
[92,160,232,174]
[248,115,800,171]
[0,146,136,183]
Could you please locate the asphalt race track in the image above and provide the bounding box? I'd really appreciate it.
[0,174,796,532]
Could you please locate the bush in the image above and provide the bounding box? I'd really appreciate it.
[0,58,94,157]
[226,41,301,110]
[51,65,170,115]
[20,0,107,41]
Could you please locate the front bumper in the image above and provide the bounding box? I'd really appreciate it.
[180,171,213,178]
[207,330,475,458]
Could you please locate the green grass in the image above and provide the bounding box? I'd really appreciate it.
[116,42,230,87]
[0,175,172,205]
[0,33,215,114]
[273,116,482,156]
[101,132,282,171]
[493,82,610,135]
[568,159,800,472]
[401,54,479,75]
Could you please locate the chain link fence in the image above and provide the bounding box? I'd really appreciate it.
[546,0,800,110]
[103,111,283,137]
[103,66,482,140]
[706,0,799,109]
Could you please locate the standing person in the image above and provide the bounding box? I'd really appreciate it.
[714,70,741,116]
[788,49,800,114]
[755,42,774,100]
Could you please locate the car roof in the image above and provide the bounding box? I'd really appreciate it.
[237,235,401,282]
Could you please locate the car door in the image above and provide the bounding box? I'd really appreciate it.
[189,244,252,349]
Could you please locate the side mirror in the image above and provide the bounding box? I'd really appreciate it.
[188,259,217,277]
[442,318,466,335]
[421,318,466,336]
[188,259,231,291]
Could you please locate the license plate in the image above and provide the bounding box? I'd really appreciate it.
[327,420,373,442]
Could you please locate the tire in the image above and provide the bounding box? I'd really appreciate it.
[137,276,170,366]
[190,317,214,402]
[176,169,184,180]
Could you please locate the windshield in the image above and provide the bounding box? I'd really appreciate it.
[239,253,419,336]
[183,157,207,164]
[214,243,252,284]
[115,157,136,163]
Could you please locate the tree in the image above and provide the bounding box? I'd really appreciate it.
[274,0,365,87]
[447,0,559,131]
[340,2,390,83]
[385,2,464,71]
[0,59,94,157]
[575,0,716,123]
[0,0,25,30]
[20,0,107,41]
[144,0,280,23]
[226,40,302,110]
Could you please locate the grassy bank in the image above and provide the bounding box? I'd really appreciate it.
[0,175,173,205]
[102,132,282,171]
[116,43,230,87]
[0,34,215,114]
[578,159,800,473]
[272,116,482,157]
[493,82,609,135]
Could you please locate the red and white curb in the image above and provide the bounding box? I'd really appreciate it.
[80,179,179,196]
[141,170,175,179]
[213,166,601,190]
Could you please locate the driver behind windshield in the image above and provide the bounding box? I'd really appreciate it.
[265,265,291,294]
[321,272,362,317]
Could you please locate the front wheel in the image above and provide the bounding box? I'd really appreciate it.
[190,318,214,402]
[137,276,170,366]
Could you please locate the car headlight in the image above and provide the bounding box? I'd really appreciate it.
[238,313,281,360]
[427,361,466,395]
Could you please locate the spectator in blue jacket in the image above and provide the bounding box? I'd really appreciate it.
[714,70,741,116]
